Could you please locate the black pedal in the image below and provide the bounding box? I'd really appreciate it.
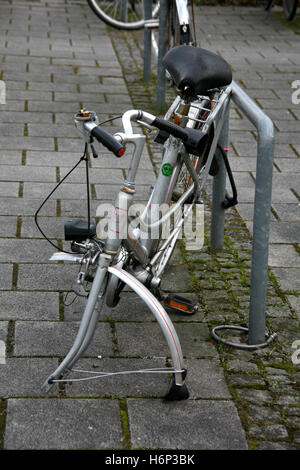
[64,219,96,241]
[163,294,198,315]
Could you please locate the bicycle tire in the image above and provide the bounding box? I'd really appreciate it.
[283,0,298,20]
[87,0,158,30]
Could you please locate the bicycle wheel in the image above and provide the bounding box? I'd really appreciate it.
[87,0,159,30]
[283,0,298,20]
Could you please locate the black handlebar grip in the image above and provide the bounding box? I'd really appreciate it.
[152,117,189,142]
[91,126,125,158]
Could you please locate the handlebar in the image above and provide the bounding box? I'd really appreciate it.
[79,109,206,158]
[83,120,125,158]
[121,109,190,142]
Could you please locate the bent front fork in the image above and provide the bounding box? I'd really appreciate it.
[41,252,111,391]
[42,257,189,400]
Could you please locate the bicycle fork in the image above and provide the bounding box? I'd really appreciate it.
[42,250,189,400]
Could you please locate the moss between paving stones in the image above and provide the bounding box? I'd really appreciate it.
[109,26,300,449]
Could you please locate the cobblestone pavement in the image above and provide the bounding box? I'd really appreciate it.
[0,0,299,451]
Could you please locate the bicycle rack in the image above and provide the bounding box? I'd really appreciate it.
[143,0,169,110]
[210,80,277,349]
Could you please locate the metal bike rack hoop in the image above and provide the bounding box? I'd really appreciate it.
[211,80,277,349]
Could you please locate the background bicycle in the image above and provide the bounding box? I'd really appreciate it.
[264,0,298,21]
[87,0,197,51]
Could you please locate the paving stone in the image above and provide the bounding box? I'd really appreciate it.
[227,359,259,373]
[0,263,13,290]
[4,398,122,449]
[22,182,92,200]
[127,399,248,449]
[17,263,77,291]
[14,321,113,357]
[0,197,56,217]
[286,295,300,320]
[0,100,25,112]
[268,244,300,267]
[1,111,53,124]
[247,405,282,423]
[0,321,8,344]
[0,136,55,151]
[0,358,59,397]
[26,151,84,167]
[267,222,300,244]
[0,238,54,263]
[238,186,299,204]
[115,322,217,358]
[0,165,56,182]
[63,167,124,185]
[272,203,300,222]
[234,389,273,405]
[185,359,232,399]
[59,198,103,218]
[160,265,194,293]
[0,216,17,237]
[0,123,24,136]
[28,124,78,138]
[258,441,298,450]
[271,268,300,292]
[28,101,80,113]
[0,291,59,321]
[266,304,293,318]
[0,151,22,166]
[249,424,289,440]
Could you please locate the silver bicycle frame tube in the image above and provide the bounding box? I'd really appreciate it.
[138,87,232,235]
[105,88,231,265]
[175,0,190,25]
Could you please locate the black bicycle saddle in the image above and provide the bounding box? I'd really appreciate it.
[163,45,232,97]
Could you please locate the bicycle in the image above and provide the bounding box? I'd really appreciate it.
[87,0,158,30]
[39,44,234,400]
[264,0,298,21]
[87,0,197,50]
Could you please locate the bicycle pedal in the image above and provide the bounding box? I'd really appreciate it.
[163,294,198,315]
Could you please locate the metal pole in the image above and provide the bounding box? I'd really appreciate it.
[120,0,127,22]
[143,0,152,82]
[210,103,230,250]
[156,0,168,110]
[231,80,274,345]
